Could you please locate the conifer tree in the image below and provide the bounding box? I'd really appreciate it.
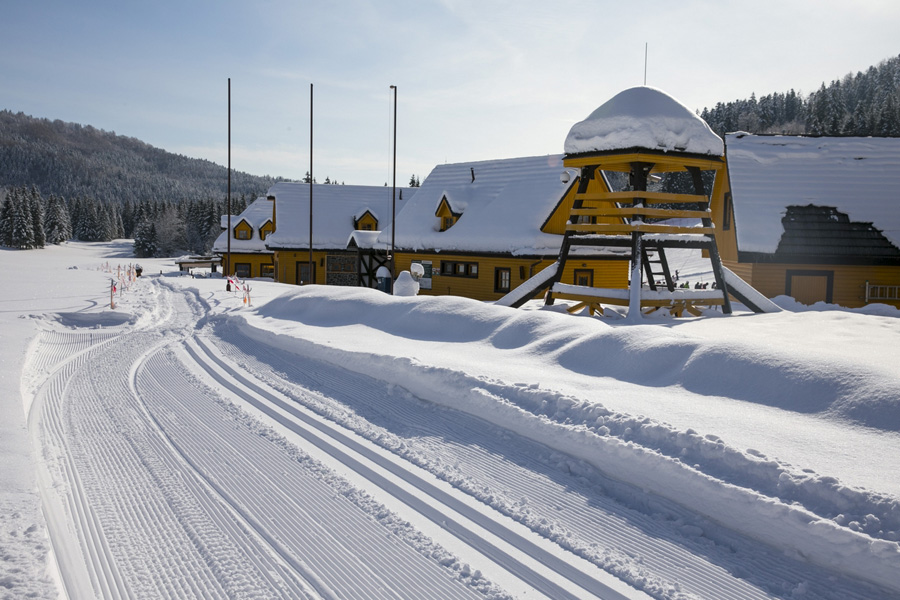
[133,220,158,257]
[0,192,12,246]
[11,188,34,248]
[29,186,46,248]
[45,195,73,244]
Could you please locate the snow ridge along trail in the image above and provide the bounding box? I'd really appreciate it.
[205,290,898,600]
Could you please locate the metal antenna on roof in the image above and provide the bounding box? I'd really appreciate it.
[644,43,648,86]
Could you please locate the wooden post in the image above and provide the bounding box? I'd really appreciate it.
[627,162,652,320]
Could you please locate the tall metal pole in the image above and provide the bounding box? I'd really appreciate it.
[644,43,648,86]
[390,85,397,276]
[308,83,313,284]
[227,78,231,278]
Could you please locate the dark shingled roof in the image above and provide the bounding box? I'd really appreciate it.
[774,204,900,260]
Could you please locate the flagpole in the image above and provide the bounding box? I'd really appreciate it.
[390,84,397,277]
[227,77,232,279]
[308,83,314,284]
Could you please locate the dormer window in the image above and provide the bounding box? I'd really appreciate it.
[436,195,462,232]
[234,219,252,240]
[354,209,378,231]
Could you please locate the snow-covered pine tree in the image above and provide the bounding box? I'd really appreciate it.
[10,188,35,248]
[0,190,12,247]
[29,186,46,248]
[133,219,158,257]
[75,198,101,241]
[44,194,73,244]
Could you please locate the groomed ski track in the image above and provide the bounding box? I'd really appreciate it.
[26,280,894,599]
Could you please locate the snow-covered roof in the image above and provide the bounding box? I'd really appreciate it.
[726,134,900,253]
[564,86,723,157]
[379,155,580,255]
[347,230,384,249]
[265,182,412,250]
[212,197,274,254]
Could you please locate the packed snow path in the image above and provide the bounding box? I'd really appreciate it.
[27,279,895,599]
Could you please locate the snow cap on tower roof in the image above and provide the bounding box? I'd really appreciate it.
[564,86,723,156]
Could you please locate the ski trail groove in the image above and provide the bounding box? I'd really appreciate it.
[202,315,892,600]
[184,333,644,600]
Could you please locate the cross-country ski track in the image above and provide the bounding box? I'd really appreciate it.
[25,279,896,599]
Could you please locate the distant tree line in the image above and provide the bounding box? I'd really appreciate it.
[0,184,253,257]
[700,54,900,137]
[0,110,278,206]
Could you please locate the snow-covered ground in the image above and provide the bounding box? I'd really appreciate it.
[2,240,899,599]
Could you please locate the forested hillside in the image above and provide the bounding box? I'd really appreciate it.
[700,54,900,137]
[0,110,275,204]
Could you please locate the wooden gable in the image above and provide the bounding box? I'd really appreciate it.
[541,169,619,234]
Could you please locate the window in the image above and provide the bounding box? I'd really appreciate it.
[723,192,732,231]
[261,264,274,278]
[236,228,250,240]
[494,268,511,293]
[442,216,455,231]
[440,260,479,278]
[235,263,251,278]
[574,269,593,287]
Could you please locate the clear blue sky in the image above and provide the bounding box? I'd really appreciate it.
[3,0,899,186]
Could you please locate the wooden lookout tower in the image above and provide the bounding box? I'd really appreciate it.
[543,87,733,318]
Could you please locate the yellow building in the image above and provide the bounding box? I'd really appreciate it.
[213,196,276,279]
[379,155,630,301]
[713,134,900,308]
[264,182,411,286]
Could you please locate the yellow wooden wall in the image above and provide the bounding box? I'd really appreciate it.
[223,252,275,279]
[273,250,329,285]
[394,252,627,301]
[725,261,900,307]
[709,164,739,262]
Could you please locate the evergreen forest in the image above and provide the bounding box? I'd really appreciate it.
[0,184,250,257]
[700,54,900,137]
